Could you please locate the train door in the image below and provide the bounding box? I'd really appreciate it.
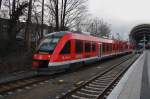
[97,43,100,57]
[84,41,91,58]
[98,43,102,57]
[59,40,72,61]
[75,40,83,59]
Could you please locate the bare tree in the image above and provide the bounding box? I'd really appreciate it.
[7,0,28,50]
[46,0,87,31]
[0,0,88,52]
[60,0,67,30]
[84,18,111,38]
[97,19,111,37]
[23,0,46,48]
[0,0,2,9]
[63,0,87,30]
[25,0,32,51]
[12,0,16,18]
[48,0,59,30]
[0,0,12,18]
[41,0,44,37]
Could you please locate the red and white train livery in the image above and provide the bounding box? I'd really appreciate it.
[32,31,132,74]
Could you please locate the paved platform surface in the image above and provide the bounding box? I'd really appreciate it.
[107,51,150,99]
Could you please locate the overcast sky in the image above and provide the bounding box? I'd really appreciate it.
[88,0,150,40]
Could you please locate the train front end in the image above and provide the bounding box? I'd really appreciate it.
[32,32,63,74]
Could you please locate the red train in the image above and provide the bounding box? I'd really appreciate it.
[32,31,132,74]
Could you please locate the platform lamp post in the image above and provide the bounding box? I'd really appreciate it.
[144,33,146,50]
[147,35,150,48]
[140,33,147,50]
[143,33,147,50]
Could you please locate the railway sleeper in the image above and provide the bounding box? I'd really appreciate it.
[75,91,98,98]
[88,84,107,89]
[89,81,110,86]
[91,81,109,86]
[97,78,113,82]
[95,79,111,82]
[85,86,104,91]
[71,94,90,99]
[81,88,101,93]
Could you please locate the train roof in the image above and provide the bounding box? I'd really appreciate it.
[44,31,67,37]
[44,31,125,44]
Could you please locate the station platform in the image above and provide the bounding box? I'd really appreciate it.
[107,51,150,99]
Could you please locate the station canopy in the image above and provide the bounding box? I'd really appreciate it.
[130,24,150,46]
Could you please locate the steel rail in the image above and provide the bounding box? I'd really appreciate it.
[58,54,139,99]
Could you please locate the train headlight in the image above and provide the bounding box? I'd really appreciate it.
[33,54,38,58]
[48,55,51,59]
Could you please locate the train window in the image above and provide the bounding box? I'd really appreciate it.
[85,42,91,52]
[38,37,60,54]
[92,43,96,51]
[125,45,128,49]
[113,44,115,50]
[106,43,109,52]
[75,40,83,53]
[112,44,114,50]
[60,40,71,54]
[108,44,110,51]
[109,44,112,51]
[102,43,105,53]
[105,44,108,51]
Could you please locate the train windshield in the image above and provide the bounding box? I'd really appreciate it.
[38,36,60,54]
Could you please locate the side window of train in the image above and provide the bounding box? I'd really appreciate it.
[105,43,108,52]
[109,44,112,51]
[106,44,108,51]
[106,43,108,52]
[60,40,71,54]
[75,40,83,53]
[92,43,96,51]
[102,43,105,53]
[85,42,91,52]
[112,44,114,51]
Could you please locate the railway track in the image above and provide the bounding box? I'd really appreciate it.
[57,54,139,99]
[0,75,51,95]
[0,54,137,96]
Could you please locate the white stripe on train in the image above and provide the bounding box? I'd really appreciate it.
[48,51,130,67]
